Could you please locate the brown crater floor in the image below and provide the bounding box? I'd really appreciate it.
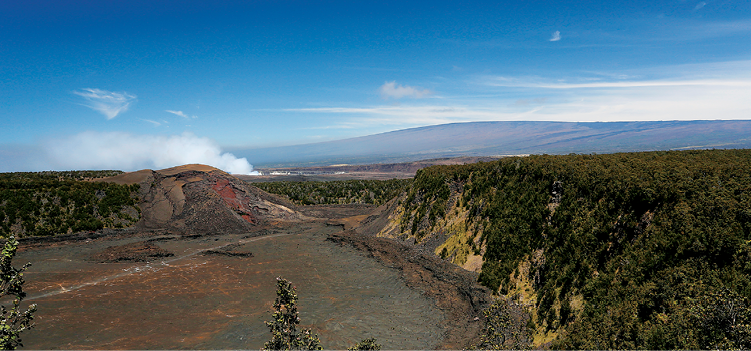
[17,221,449,350]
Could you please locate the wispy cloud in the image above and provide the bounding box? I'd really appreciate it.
[44,132,256,174]
[484,77,751,89]
[379,81,433,99]
[549,31,561,42]
[142,119,163,127]
[287,106,540,126]
[291,81,751,124]
[166,110,197,119]
[286,60,751,125]
[694,1,706,10]
[73,88,136,120]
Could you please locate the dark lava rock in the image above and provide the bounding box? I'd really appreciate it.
[201,243,253,257]
[91,241,174,263]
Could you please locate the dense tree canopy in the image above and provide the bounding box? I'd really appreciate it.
[0,171,140,238]
[398,150,751,348]
[254,179,410,206]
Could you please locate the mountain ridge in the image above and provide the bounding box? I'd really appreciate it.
[235,120,751,167]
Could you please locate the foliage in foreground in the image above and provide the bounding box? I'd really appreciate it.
[347,337,381,351]
[396,149,751,348]
[0,171,140,238]
[263,277,380,351]
[253,179,411,206]
[473,299,531,350]
[0,236,36,349]
[263,277,323,351]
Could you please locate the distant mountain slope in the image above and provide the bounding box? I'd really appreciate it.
[236,120,751,167]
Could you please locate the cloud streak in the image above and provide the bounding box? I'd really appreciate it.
[166,110,197,119]
[44,132,256,174]
[73,88,136,119]
[550,31,561,41]
[291,81,751,124]
[484,78,751,89]
[379,81,432,99]
[288,61,751,125]
[288,105,544,126]
[142,119,163,127]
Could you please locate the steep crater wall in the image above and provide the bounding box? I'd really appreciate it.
[369,150,751,349]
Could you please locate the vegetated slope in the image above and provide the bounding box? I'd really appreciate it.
[254,179,411,206]
[0,171,140,238]
[377,149,751,349]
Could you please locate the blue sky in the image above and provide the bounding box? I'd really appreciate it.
[2,0,750,173]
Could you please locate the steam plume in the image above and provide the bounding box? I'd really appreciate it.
[45,132,256,174]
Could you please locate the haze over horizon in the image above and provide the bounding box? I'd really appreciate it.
[2,1,750,173]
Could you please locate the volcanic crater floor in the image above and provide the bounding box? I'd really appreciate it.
[16,221,452,350]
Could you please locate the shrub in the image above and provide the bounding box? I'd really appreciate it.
[0,236,36,349]
[262,277,380,351]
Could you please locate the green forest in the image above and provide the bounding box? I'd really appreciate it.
[0,171,140,238]
[396,150,751,348]
[254,179,411,206]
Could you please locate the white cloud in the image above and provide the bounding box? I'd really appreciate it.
[166,110,197,119]
[291,81,751,124]
[694,1,706,10]
[44,132,256,174]
[289,60,751,125]
[379,81,432,99]
[550,31,561,42]
[73,88,136,120]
